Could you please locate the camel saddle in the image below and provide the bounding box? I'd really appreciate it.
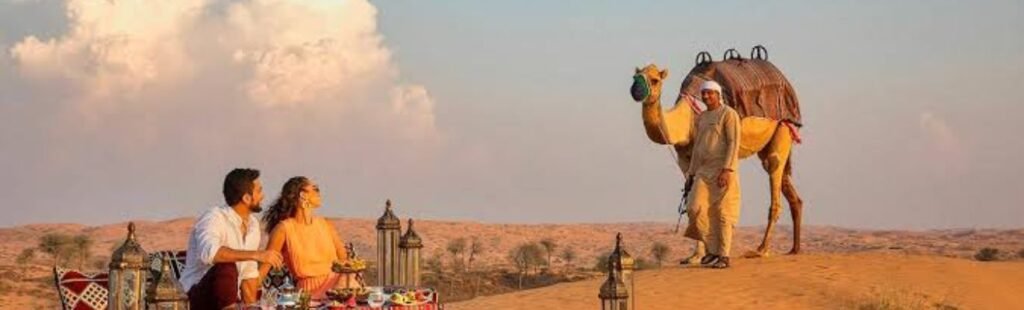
[680,48,802,127]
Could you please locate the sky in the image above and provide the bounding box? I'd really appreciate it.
[0,0,1021,229]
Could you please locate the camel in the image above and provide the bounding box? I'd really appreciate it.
[629,64,804,257]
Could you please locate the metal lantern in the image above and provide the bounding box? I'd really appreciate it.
[607,233,635,309]
[376,200,401,286]
[146,257,188,310]
[599,258,629,310]
[109,222,148,310]
[398,219,423,287]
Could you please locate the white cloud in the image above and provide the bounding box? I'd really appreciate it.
[7,0,437,138]
[227,0,394,106]
[10,0,204,102]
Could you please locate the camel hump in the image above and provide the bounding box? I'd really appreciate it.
[680,51,802,127]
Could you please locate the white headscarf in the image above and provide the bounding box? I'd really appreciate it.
[700,80,722,93]
[699,80,724,105]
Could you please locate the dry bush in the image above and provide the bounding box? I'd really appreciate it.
[974,248,999,262]
[852,288,959,310]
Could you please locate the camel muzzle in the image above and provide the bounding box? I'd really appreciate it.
[630,74,650,102]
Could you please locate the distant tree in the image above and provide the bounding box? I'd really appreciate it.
[16,248,35,265]
[650,242,670,267]
[446,238,467,270]
[508,242,545,289]
[560,247,577,270]
[72,235,93,269]
[424,252,444,275]
[593,252,611,271]
[38,233,74,266]
[975,248,1000,262]
[539,238,557,268]
[467,237,484,271]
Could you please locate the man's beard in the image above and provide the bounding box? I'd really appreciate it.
[249,203,263,213]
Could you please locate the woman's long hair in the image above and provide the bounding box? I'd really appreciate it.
[263,176,310,234]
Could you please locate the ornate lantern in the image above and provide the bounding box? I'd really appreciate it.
[398,219,423,287]
[145,257,188,309]
[607,233,635,309]
[109,222,148,310]
[599,258,629,310]
[376,200,401,286]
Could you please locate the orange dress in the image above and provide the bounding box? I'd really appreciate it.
[280,217,341,298]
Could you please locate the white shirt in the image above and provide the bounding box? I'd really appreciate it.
[179,205,262,293]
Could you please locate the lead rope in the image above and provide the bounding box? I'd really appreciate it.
[653,92,702,234]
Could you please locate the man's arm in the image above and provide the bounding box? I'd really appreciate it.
[212,247,270,264]
[721,109,741,172]
[241,278,260,304]
[257,225,288,283]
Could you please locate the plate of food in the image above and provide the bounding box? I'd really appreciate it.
[331,259,367,273]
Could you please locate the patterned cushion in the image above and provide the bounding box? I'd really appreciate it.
[53,267,109,310]
[262,265,295,290]
[148,250,188,280]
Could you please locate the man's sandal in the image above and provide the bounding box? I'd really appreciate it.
[700,254,720,266]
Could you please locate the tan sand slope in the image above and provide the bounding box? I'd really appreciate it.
[448,253,1024,310]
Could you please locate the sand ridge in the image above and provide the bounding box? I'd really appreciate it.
[449,253,1024,309]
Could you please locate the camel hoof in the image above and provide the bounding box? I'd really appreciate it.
[679,255,703,266]
[787,249,800,255]
[742,250,770,259]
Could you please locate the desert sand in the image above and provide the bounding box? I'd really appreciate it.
[2,218,1022,308]
[449,253,1024,309]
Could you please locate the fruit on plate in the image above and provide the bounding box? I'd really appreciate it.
[332,259,367,273]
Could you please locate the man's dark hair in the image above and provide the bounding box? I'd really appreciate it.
[223,168,260,206]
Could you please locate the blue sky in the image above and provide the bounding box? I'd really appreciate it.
[0,0,1021,229]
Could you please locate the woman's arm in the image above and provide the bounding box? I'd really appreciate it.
[326,220,349,261]
[258,224,287,282]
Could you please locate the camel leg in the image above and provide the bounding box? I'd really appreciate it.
[753,126,793,257]
[679,240,706,265]
[782,163,804,255]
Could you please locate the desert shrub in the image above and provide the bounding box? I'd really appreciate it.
[16,248,35,265]
[593,253,611,271]
[974,248,1000,262]
[507,242,545,289]
[560,247,577,269]
[854,288,930,310]
[539,238,557,267]
[632,257,656,270]
[38,233,75,266]
[649,242,670,267]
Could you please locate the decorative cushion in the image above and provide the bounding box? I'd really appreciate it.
[262,265,295,289]
[148,250,188,280]
[53,266,109,310]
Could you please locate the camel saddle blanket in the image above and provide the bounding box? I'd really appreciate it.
[679,59,802,127]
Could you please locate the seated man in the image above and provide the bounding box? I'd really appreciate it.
[179,168,284,309]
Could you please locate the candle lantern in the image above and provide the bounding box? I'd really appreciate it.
[145,257,188,309]
[108,222,148,310]
[376,200,401,286]
[398,219,423,287]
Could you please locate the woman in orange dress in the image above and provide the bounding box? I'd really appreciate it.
[260,176,355,299]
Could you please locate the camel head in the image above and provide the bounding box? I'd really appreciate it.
[631,64,668,103]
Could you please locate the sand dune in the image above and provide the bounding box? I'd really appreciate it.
[2,218,1022,308]
[449,253,1024,309]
